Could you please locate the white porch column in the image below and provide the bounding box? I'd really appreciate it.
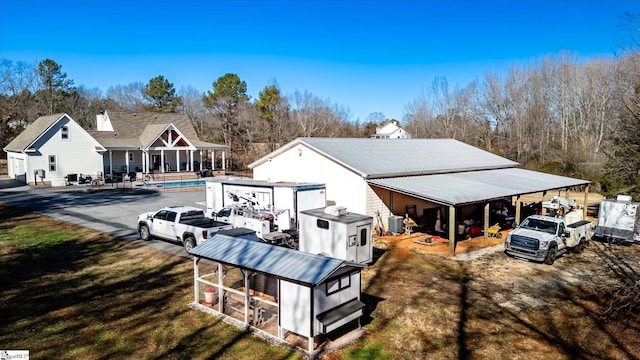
[141,151,146,173]
[125,150,130,173]
[176,150,180,172]
[211,150,216,170]
[199,150,203,171]
[109,150,113,177]
[161,150,165,173]
[222,150,226,170]
[190,149,194,172]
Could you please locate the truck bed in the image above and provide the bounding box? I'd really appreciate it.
[181,217,230,229]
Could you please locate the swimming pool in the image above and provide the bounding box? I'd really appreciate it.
[136,179,206,189]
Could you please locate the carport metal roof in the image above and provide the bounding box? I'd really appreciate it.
[190,234,365,286]
[367,168,590,206]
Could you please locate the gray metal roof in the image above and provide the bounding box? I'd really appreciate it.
[368,168,590,206]
[205,178,325,190]
[190,234,365,286]
[301,208,372,224]
[249,138,519,179]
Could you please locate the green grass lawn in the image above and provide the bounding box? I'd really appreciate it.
[0,203,301,360]
[2,201,638,360]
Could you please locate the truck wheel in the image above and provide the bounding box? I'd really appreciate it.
[139,224,152,241]
[575,240,586,254]
[184,237,196,254]
[544,245,557,265]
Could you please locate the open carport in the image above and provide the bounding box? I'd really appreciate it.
[368,167,590,255]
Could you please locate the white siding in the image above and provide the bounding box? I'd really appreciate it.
[313,272,361,335]
[30,116,103,185]
[279,280,312,337]
[252,144,369,215]
[366,184,392,230]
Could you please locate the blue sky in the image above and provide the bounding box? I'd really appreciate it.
[0,0,636,122]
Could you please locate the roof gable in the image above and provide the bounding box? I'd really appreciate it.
[250,137,519,178]
[3,113,105,153]
[88,111,225,150]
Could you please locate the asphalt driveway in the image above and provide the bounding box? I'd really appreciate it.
[0,180,206,258]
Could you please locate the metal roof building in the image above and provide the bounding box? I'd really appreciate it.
[249,137,591,255]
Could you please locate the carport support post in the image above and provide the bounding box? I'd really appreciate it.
[193,257,200,303]
[515,196,521,226]
[448,205,456,255]
[218,263,224,313]
[243,270,250,325]
[583,185,589,219]
[483,203,490,246]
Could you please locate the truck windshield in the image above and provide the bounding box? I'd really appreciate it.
[520,218,557,235]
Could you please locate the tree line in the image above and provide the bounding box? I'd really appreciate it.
[1,36,639,198]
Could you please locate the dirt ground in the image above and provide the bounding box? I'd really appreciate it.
[354,226,640,359]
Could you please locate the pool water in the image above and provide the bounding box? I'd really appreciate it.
[136,180,206,188]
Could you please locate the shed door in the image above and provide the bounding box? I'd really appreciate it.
[356,225,371,263]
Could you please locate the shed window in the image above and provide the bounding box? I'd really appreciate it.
[317,219,329,230]
[326,274,351,295]
[61,126,69,140]
[48,155,57,172]
[360,228,367,246]
[129,153,134,161]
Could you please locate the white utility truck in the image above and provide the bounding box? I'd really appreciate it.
[205,179,326,239]
[594,195,640,244]
[504,210,592,265]
[213,202,292,246]
[137,206,233,253]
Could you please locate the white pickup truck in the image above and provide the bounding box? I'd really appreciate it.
[137,206,233,253]
[504,213,592,265]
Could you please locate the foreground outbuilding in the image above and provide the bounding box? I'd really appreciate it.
[190,234,366,354]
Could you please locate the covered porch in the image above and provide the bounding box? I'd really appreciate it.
[101,147,226,181]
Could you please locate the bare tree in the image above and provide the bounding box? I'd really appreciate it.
[105,82,146,112]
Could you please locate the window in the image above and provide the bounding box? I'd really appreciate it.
[48,155,57,172]
[61,126,69,140]
[166,211,177,222]
[317,219,329,230]
[129,152,134,161]
[326,274,351,295]
[360,228,367,246]
[154,210,168,220]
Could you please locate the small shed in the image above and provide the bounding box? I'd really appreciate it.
[189,234,366,354]
[298,206,374,264]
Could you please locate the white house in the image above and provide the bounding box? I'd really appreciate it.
[4,113,105,186]
[249,137,590,254]
[371,122,410,139]
[3,111,227,186]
